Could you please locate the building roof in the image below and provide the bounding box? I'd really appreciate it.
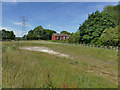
[53,33,70,37]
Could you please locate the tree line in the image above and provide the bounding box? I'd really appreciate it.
[26,26,56,40]
[1,4,119,46]
[0,26,71,41]
[69,5,120,46]
[0,29,15,41]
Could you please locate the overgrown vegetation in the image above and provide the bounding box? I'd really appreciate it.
[69,5,119,46]
[2,41,118,88]
[100,26,119,46]
[2,3,119,88]
[79,10,116,44]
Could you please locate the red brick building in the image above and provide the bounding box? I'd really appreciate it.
[52,33,70,41]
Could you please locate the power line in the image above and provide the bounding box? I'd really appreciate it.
[19,16,28,40]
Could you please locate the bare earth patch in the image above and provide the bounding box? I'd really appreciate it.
[20,46,69,58]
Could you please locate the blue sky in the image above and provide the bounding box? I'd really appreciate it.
[2,2,118,37]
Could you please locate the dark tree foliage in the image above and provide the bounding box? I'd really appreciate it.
[15,37,22,41]
[22,35,27,40]
[100,26,119,46]
[27,26,56,40]
[68,32,79,43]
[78,10,116,45]
[102,5,120,25]
[0,29,15,40]
[60,31,71,35]
[27,30,33,40]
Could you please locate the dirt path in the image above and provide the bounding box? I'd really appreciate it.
[20,46,69,58]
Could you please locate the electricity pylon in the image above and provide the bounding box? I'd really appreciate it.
[19,16,28,40]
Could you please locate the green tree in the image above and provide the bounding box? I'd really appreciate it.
[1,29,15,40]
[68,32,79,43]
[27,25,56,40]
[102,5,120,25]
[78,10,116,44]
[60,31,71,35]
[100,26,119,46]
[8,31,15,40]
[27,30,33,40]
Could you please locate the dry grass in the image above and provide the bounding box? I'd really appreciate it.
[2,41,118,88]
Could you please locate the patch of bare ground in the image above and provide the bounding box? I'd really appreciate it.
[20,46,118,85]
[20,46,69,58]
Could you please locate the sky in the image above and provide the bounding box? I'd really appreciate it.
[2,2,118,37]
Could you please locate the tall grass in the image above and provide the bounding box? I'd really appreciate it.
[2,41,118,88]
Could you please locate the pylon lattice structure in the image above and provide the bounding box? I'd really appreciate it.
[19,16,28,40]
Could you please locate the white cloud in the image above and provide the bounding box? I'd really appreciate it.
[46,24,62,30]
[14,22,22,25]
[0,26,22,37]
[14,30,22,37]
[0,26,2,30]
[47,24,51,27]
[95,4,104,9]
[14,22,32,27]
[1,26,14,31]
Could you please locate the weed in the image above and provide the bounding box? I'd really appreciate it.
[2,41,118,88]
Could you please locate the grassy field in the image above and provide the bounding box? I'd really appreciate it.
[2,40,118,88]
